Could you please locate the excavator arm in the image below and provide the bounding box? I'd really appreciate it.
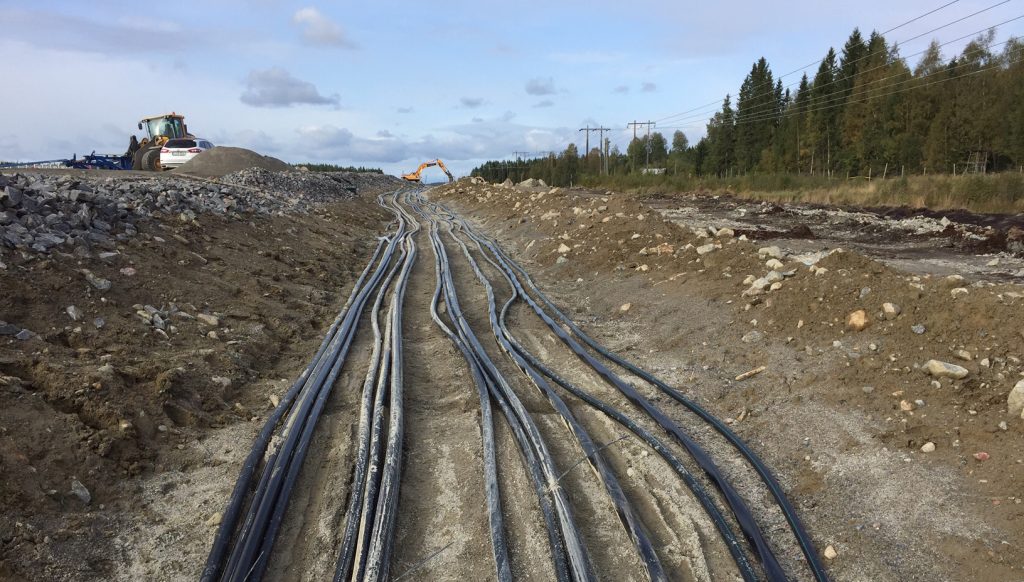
[401,159,454,183]
[435,159,454,182]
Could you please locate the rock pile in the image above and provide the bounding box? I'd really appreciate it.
[218,167,399,206]
[0,170,399,254]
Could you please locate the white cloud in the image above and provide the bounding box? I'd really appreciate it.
[641,82,657,92]
[533,100,555,108]
[292,7,356,48]
[240,67,339,108]
[613,85,630,94]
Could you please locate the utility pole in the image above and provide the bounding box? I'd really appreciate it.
[580,126,611,175]
[513,151,530,182]
[627,121,655,170]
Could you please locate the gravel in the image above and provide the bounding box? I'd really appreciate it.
[0,170,400,256]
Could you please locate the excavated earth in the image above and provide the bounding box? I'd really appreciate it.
[1,170,1022,582]
[429,180,1024,582]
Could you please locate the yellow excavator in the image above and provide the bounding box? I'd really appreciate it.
[401,159,454,183]
[126,112,195,171]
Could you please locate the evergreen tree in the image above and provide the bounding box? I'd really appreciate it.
[735,58,781,172]
[705,95,736,176]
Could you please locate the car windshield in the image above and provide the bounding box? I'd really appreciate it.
[145,117,185,140]
[165,139,197,148]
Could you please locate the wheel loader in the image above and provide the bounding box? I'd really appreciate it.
[126,113,194,171]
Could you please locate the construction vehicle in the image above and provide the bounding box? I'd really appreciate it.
[127,113,194,171]
[401,159,454,183]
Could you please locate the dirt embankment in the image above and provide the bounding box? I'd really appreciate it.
[0,170,393,581]
[430,179,1024,581]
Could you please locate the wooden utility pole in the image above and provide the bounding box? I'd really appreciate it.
[626,121,655,169]
[580,126,611,175]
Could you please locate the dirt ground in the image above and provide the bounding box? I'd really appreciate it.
[645,192,1024,283]
[0,182,390,581]
[2,173,1022,581]
[428,180,1024,581]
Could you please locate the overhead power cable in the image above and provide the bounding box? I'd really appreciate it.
[657,19,1023,127]
[655,0,1014,124]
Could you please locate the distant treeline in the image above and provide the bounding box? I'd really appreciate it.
[295,163,383,174]
[472,27,1023,187]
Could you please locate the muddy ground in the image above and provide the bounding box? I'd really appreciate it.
[1,173,1022,581]
[645,192,1024,283]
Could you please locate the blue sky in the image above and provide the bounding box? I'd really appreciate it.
[1,0,1020,176]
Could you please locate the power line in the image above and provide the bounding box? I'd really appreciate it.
[881,0,963,35]
[655,0,1014,124]
[658,17,1024,128]
[676,46,1023,129]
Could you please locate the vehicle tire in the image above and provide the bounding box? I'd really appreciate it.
[142,148,161,172]
[132,149,145,171]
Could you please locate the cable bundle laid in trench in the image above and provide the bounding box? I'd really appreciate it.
[203,192,416,582]
[417,195,594,582]
[415,195,829,582]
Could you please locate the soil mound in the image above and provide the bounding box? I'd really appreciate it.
[172,147,289,178]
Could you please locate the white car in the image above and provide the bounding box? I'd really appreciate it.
[160,138,214,170]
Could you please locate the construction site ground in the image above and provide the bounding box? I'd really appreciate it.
[1,171,1022,581]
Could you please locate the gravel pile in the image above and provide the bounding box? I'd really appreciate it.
[218,167,399,205]
[0,170,400,254]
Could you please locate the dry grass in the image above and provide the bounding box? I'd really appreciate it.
[583,172,1024,214]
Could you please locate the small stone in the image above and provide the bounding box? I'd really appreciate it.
[998,421,1007,431]
[921,442,936,453]
[862,386,875,394]
[716,227,734,238]
[859,287,871,299]
[955,350,972,361]
[66,305,84,321]
[741,330,764,343]
[823,545,838,560]
[846,310,869,331]
[196,313,220,326]
[911,324,926,335]
[269,394,281,407]
[1007,379,1024,418]
[987,258,1000,267]
[93,317,105,329]
[973,451,990,461]
[206,512,222,526]
[900,400,915,412]
[0,322,19,335]
[555,256,568,265]
[923,360,969,379]
[696,243,716,255]
[120,267,137,277]
[758,246,783,259]
[765,258,784,270]
[980,358,990,367]
[81,269,111,291]
[881,302,901,320]
[619,303,632,313]
[769,282,783,291]
[14,329,32,341]
[70,479,91,504]
[950,287,969,298]
[557,243,571,254]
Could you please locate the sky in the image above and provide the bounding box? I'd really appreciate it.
[1,0,1021,177]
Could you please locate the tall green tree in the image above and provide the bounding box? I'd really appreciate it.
[735,58,782,172]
